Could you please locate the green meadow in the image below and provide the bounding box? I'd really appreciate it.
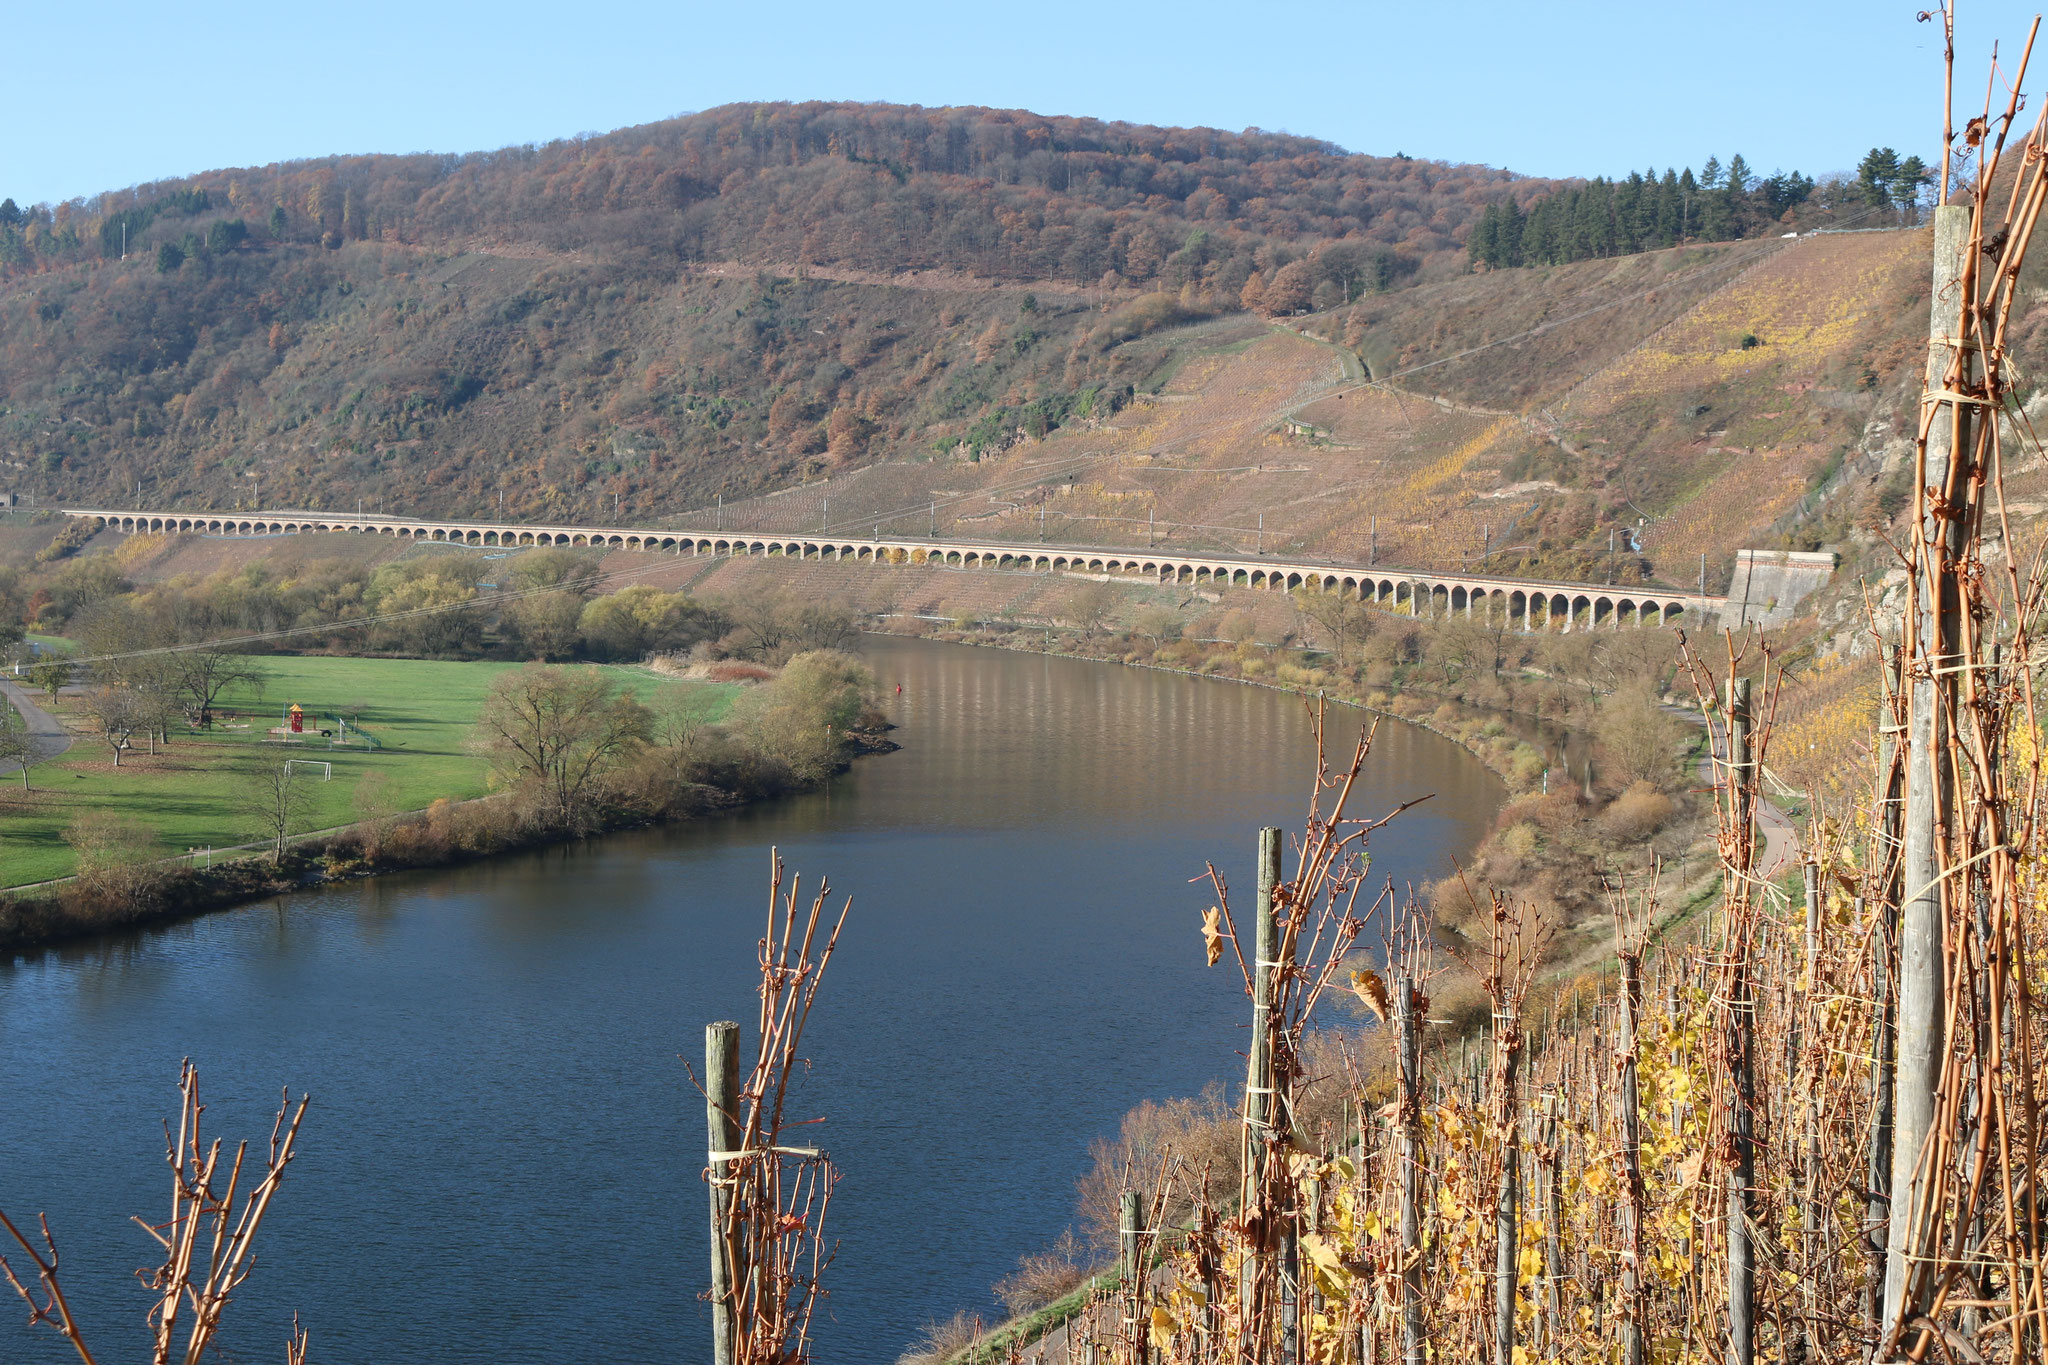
[0,656,734,888]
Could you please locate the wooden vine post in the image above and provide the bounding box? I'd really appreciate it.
[706,1019,742,1365]
[1725,674,1756,1365]
[1885,197,1971,1340]
[1240,826,1284,1364]
[1121,1189,1148,1365]
[1798,859,1823,1360]
[1491,1027,1521,1365]
[1616,949,1648,1365]
[1394,972,1426,1365]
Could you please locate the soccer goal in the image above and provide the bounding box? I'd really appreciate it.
[284,760,333,781]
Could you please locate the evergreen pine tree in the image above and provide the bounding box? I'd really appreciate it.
[1655,169,1682,246]
[1857,148,1901,209]
[1699,156,1724,191]
[1501,197,1526,266]
[1893,154,1928,225]
[1469,204,1500,268]
[1523,195,1556,264]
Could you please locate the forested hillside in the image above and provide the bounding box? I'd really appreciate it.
[0,99,1897,548]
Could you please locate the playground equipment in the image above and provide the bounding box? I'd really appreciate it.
[331,715,380,749]
[267,701,342,744]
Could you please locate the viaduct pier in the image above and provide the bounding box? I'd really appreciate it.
[62,508,1829,632]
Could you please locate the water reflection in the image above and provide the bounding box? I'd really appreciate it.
[0,638,1499,1365]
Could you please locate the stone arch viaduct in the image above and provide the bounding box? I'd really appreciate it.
[63,508,1729,632]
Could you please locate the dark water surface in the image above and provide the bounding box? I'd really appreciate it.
[0,638,1499,1364]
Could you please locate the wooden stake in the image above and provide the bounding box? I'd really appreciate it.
[1798,860,1822,1361]
[1726,674,1756,1365]
[1493,1020,1522,1365]
[1887,198,1972,1342]
[1395,975,1425,1365]
[1242,827,1284,1363]
[706,1020,742,1365]
[1121,1189,1147,1365]
[1617,954,1647,1365]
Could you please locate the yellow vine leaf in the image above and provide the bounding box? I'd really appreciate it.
[1200,906,1224,966]
[1350,968,1390,1022]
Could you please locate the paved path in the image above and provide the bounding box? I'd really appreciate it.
[0,677,70,780]
[1696,734,1798,881]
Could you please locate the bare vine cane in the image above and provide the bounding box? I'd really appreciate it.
[691,848,850,1365]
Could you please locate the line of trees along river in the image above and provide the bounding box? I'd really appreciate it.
[0,636,1498,1364]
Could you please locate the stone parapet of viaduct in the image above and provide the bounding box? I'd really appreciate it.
[64,507,1772,633]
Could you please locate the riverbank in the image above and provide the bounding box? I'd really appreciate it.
[869,616,1719,968]
[875,623,1548,793]
[0,725,899,958]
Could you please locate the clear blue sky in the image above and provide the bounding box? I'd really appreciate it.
[8,2,2042,207]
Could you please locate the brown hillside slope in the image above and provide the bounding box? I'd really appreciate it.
[700,229,1972,589]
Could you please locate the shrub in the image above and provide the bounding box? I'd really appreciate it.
[993,1231,1091,1317]
[1601,781,1675,843]
[725,649,876,784]
[35,518,97,564]
[705,660,776,684]
[60,811,162,917]
[898,1312,985,1365]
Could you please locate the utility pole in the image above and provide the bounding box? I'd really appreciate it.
[1370,516,1378,565]
[1256,512,1263,555]
[1886,199,1971,1339]
[929,501,935,536]
[1039,500,1045,542]
[1607,526,1616,584]
[1699,552,1707,601]
[716,493,722,531]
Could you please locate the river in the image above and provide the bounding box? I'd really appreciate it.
[0,637,1500,1364]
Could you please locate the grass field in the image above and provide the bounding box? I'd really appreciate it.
[0,656,735,888]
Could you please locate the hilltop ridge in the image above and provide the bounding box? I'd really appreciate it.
[0,101,1998,587]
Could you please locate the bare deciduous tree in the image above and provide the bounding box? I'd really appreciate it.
[653,684,723,781]
[0,707,36,790]
[239,760,312,862]
[474,664,651,824]
[171,646,263,730]
[1066,581,1117,638]
[1291,587,1373,665]
[77,685,143,767]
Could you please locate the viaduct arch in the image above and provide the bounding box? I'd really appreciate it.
[61,508,1726,632]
